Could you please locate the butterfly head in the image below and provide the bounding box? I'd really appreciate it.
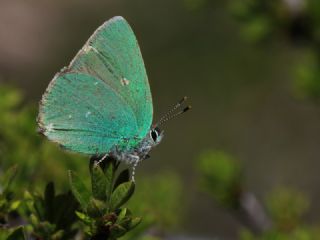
[148,96,191,147]
[135,97,190,161]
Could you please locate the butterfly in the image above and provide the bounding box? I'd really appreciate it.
[37,16,190,175]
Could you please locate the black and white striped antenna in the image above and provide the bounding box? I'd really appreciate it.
[155,96,191,127]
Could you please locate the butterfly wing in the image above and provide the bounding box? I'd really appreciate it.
[38,16,153,155]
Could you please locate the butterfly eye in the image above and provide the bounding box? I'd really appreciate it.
[150,129,158,142]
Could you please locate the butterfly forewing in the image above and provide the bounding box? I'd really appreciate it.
[70,16,153,136]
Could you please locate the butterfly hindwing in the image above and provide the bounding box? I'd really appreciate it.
[38,72,138,154]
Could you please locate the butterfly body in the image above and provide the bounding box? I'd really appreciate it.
[38,16,163,163]
[109,127,163,163]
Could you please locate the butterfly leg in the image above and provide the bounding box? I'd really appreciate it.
[130,155,140,182]
[94,153,108,167]
[130,153,152,181]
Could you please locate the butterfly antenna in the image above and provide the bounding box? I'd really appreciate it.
[156,97,187,125]
[157,106,191,126]
[155,97,191,127]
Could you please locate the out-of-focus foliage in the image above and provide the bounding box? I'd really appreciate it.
[294,52,320,99]
[0,165,26,240]
[0,226,27,240]
[198,150,242,209]
[23,182,79,240]
[240,187,315,239]
[266,188,309,232]
[198,150,320,240]
[0,165,20,227]
[230,0,320,100]
[230,1,285,43]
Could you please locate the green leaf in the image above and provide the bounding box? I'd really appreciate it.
[75,211,86,220]
[51,229,65,239]
[86,197,105,218]
[52,191,79,230]
[68,170,91,211]
[117,217,132,230]
[10,200,21,210]
[128,217,141,230]
[30,213,39,227]
[7,226,26,240]
[113,169,130,191]
[105,163,114,201]
[44,182,55,221]
[117,216,141,231]
[1,165,18,194]
[110,181,135,210]
[117,208,127,222]
[39,220,56,234]
[75,211,92,224]
[110,224,127,238]
[33,195,45,220]
[91,165,107,201]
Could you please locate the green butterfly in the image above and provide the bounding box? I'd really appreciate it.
[37,16,189,169]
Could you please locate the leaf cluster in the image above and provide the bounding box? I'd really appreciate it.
[0,165,20,228]
[0,165,25,240]
[23,182,79,240]
[69,158,140,239]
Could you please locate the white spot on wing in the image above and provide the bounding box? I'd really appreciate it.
[94,81,98,85]
[85,111,91,118]
[46,123,54,132]
[68,115,72,119]
[120,77,130,86]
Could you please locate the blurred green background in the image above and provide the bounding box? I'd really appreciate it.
[2,0,320,239]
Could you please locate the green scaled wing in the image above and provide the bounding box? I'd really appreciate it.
[38,16,153,155]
